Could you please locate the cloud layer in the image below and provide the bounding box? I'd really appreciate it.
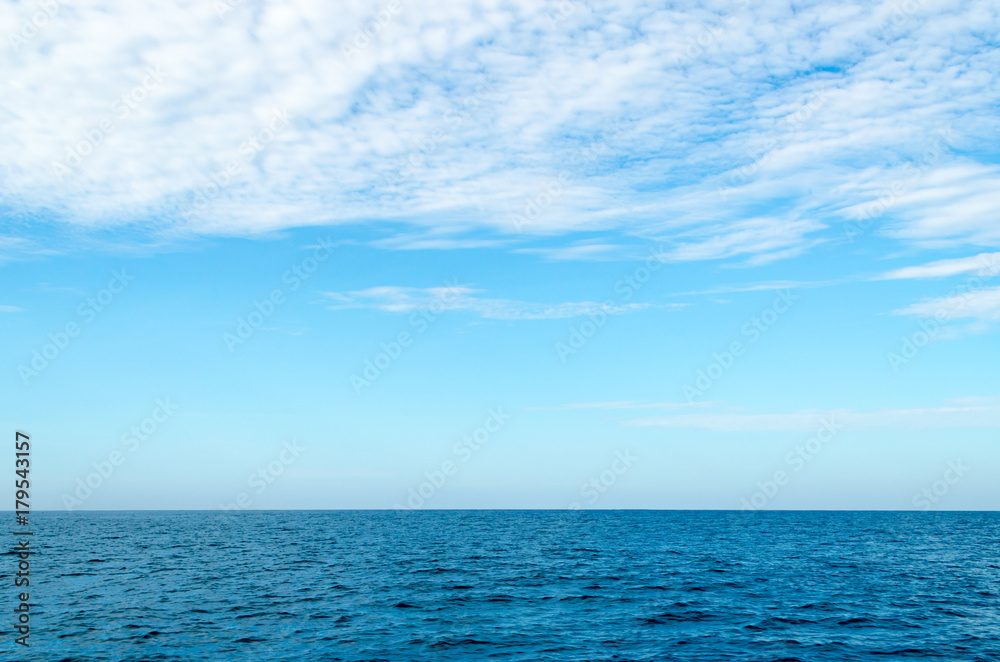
[2,0,999,261]
[324,284,673,319]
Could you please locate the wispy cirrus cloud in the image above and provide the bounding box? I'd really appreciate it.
[663,216,827,265]
[879,165,1000,248]
[323,286,680,320]
[515,242,632,262]
[369,236,515,251]
[879,251,1000,280]
[894,286,1000,323]
[671,279,843,297]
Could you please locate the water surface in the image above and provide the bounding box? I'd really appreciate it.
[7,511,999,661]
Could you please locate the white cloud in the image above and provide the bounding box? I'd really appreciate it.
[323,285,679,320]
[894,285,1000,322]
[0,305,22,312]
[879,251,1000,280]
[370,234,514,251]
[881,165,1000,247]
[515,242,630,261]
[886,251,1000,327]
[666,216,827,264]
[672,279,840,296]
[1,0,999,261]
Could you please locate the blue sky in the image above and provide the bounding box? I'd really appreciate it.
[1,0,999,510]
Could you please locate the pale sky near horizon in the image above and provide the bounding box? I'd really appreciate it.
[2,0,999,510]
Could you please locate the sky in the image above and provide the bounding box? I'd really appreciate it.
[1,0,998,511]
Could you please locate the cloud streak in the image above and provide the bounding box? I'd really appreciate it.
[879,252,1000,280]
[323,285,675,320]
[894,286,1000,323]
[625,403,1000,431]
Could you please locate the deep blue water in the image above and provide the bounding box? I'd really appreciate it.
[4,511,999,661]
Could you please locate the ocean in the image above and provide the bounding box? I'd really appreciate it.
[7,511,1000,661]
